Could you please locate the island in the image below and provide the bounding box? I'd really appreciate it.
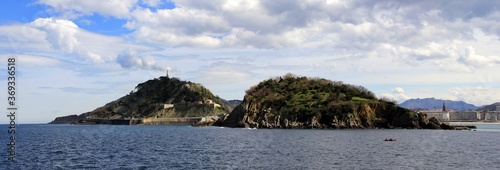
[216,73,453,129]
[49,76,235,125]
[50,73,465,130]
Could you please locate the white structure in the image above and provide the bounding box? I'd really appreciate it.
[423,111,450,121]
[485,112,499,122]
[163,104,174,109]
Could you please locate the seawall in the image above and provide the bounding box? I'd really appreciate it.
[142,117,202,125]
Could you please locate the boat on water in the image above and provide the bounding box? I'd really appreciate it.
[384,138,397,141]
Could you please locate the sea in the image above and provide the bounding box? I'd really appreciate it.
[1,124,500,170]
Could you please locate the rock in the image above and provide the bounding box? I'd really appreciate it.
[49,114,87,124]
[192,115,225,126]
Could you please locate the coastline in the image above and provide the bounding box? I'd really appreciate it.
[447,121,500,125]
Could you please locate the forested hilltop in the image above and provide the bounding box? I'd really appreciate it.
[220,74,449,129]
[50,76,232,124]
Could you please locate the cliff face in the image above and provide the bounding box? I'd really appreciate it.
[220,75,448,129]
[221,100,446,129]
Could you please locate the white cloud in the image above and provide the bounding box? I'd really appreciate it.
[448,87,500,106]
[393,87,405,93]
[458,46,500,68]
[37,0,138,18]
[116,49,169,71]
[0,54,61,67]
[26,18,131,63]
[141,0,163,7]
[30,18,79,53]
[384,87,410,103]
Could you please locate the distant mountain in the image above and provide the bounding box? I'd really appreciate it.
[399,98,478,111]
[223,99,242,111]
[476,102,500,111]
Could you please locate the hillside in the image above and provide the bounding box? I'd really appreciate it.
[399,98,478,111]
[476,102,500,111]
[49,76,232,124]
[219,74,449,129]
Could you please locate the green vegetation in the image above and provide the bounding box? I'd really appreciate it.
[87,76,230,119]
[242,73,385,123]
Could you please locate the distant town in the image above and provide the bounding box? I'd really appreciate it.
[416,102,499,122]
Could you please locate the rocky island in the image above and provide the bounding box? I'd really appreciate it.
[50,73,458,129]
[49,76,234,125]
[216,73,452,129]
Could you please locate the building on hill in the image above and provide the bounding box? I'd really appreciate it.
[163,104,174,109]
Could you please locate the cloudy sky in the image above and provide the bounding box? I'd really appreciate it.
[1,0,500,123]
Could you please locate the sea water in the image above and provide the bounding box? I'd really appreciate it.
[1,124,499,169]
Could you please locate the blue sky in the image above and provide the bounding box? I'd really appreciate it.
[1,0,500,123]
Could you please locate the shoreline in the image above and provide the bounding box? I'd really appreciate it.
[446,121,500,125]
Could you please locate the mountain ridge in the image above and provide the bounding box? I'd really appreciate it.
[399,98,478,111]
[476,102,500,111]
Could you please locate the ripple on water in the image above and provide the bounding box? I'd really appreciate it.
[1,125,500,169]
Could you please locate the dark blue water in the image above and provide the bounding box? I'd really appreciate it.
[1,124,500,169]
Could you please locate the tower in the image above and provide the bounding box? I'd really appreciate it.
[442,101,446,112]
[166,69,169,78]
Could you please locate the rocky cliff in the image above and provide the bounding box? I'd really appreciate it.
[220,74,449,129]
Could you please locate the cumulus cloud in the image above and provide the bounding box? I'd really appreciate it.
[458,46,500,68]
[110,0,500,75]
[381,87,410,103]
[116,49,169,71]
[448,87,500,106]
[30,17,79,53]
[393,87,405,93]
[36,0,500,60]
[21,17,163,66]
[28,18,112,63]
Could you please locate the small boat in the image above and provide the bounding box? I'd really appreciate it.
[384,138,397,141]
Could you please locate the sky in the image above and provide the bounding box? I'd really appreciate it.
[1,0,500,124]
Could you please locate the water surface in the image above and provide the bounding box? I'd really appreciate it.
[1,124,499,169]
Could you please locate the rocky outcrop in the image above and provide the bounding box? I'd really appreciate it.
[193,115,226,126]
[49,114,87,124]
[218,74,452,129]
[220,101,449,129]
